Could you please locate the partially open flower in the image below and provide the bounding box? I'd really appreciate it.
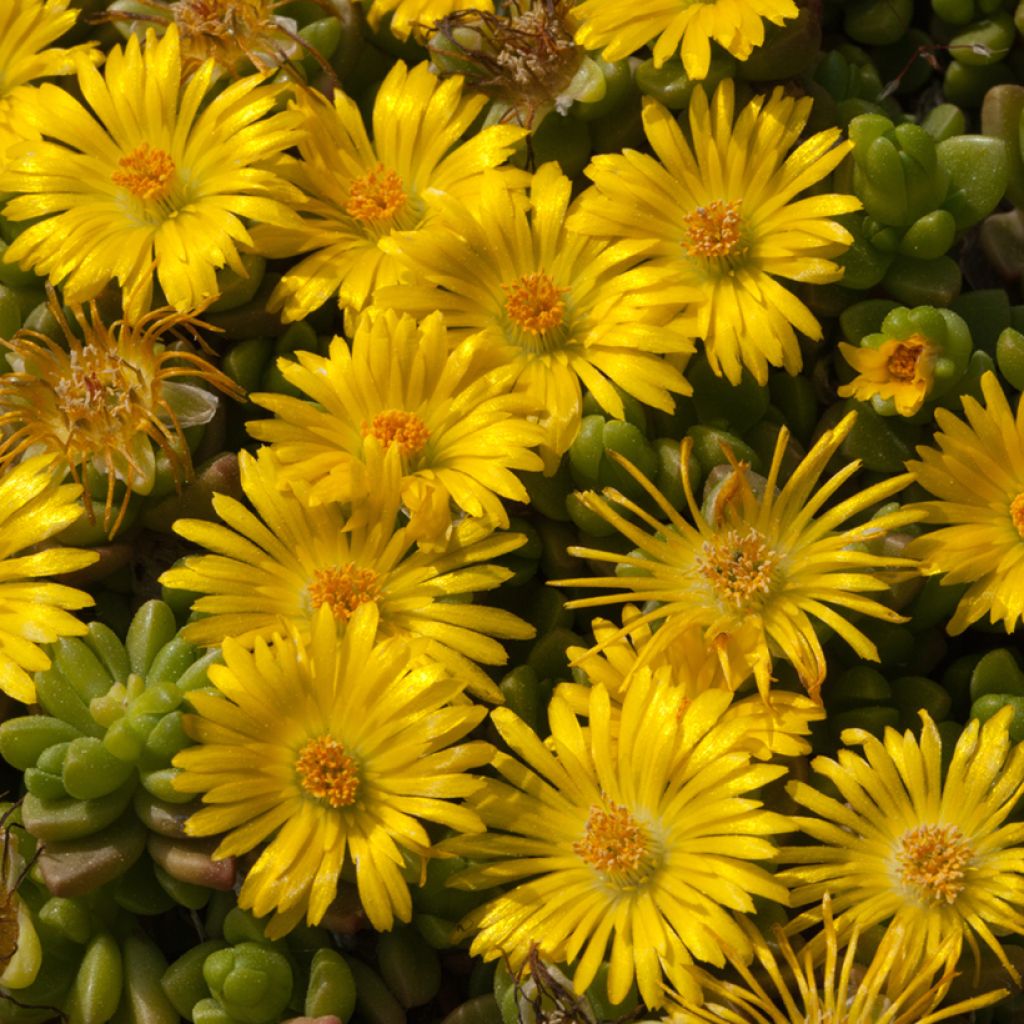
[0,290,242,535]
[838,305,972,417]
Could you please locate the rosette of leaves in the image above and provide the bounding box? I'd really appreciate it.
[0,600,233,907]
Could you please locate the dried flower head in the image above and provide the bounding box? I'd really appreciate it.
[429,0,584,126]
[0,289,242,535]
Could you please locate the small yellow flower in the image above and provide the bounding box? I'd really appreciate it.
[570,81,860,385]
[572,0,797,79]
[0,455,99,704]
[907,371,1024,634]
[376,162,696,460]
[249,309,546,544]
[174,604,492,937]
[0,25,304,317]
[363,0,494,40]
[445,677,791,1007]
[160,450,534,702]
[838,334,937,416]
[561,413,919,702]
[251,60,526,320]
[781,707,1024,989]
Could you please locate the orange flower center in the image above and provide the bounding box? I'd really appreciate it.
[54,348,140,423]
[111,144,176,201]
[294,735,359,807]
[345,164,407,223]
[886,338,926,382]
[698,527,780,607]
[573,803,654,884]
[362,409,430,457]
[308,563,381,622]
[684,199,744,259]
[502,271,567,335]
[1011,493,1024,539]
[896,823,971,905]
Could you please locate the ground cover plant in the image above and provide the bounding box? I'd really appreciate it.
[1,0,1024,1022]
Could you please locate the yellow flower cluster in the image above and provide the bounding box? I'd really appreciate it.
[0,3,1022,1021]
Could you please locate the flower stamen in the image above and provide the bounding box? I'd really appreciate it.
[295,735,359,807]
[896,823,972,905]
[362,410,430,457]
[574,802,655,885]
[346,164,407,223]
[697,527,780,607]
[886,338,926,382]
[502,271,567,334]
[308,564,381,622]
[684,199,744,259]
[111,143,176,201]
[1010,493,1024,539]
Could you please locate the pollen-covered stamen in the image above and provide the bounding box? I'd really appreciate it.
[363,410,430,457]
[111,144,176,201]
[308,564,381,622]
[684,199,745,259]
[294,735,360,807]
[53,348,142,425]
[574,803,655,885]
[896,823,972,905]
[345,164,407,223]
[698,527,780,607]
[502,271,568,334]
[1010,493,1024,539]
[886,338,927,382]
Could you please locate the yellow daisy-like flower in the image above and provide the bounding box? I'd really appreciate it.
[173,603,492,938]
[561,413,919,702]
[573,0,797,79]
[560,605,823,761]
[159,450,534,702]
[248,309,546,544]
[570,81,860,385]
[906,371,1024,634]
[0,25,304,318]
[251,61,526,320]
[376,162,697,460]
[363,0,494,40]
[668,897,1007,1024]
[445,678,791,1007]
[0,0,99,166]
[0,454,99,704]
[0,293,241,536]
[781,707,1024,989]
[837,335,937,417]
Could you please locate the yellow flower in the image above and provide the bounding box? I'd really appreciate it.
[560,605,823,761]
[0,25,304,318]
[561,413,919,703]
[838,335,937,417]
[668,896,1007,1024]
[573,0,797,79]
[248,309,547,544]
[364,0,494,40]
[159,450,534,702]
[781,707,1024,990]
[570,81,860,385]
[0,292,241,536]
[0,455,99,704]
[251,61,526,320]
[173,604,492,938]
[0,0,99,166]
[376,162,697,460]
[906,371,1024,634]
[444,678,791,1008]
